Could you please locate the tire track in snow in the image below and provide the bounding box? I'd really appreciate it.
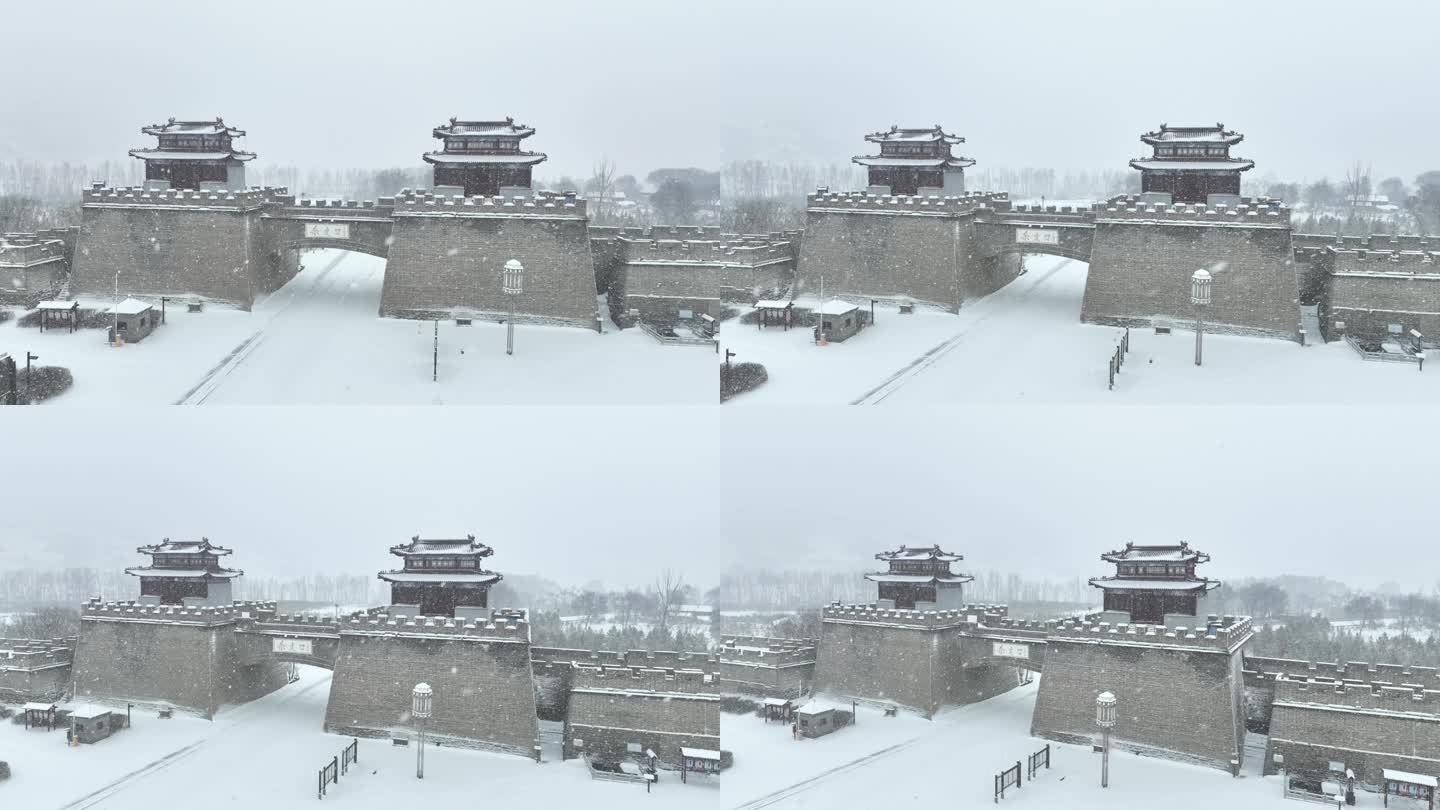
[60,675,333,808]
[173,252,350,405]
[850,258,1076,405]
[728,737,924,810]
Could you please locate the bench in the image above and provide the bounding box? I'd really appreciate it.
[898,303,914,315]
[158,709,172,719]
[883,707,897,717]
[186,301,203,313]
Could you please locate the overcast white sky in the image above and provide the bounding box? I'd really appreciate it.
[2,0,1436,184]
[722,407,1436,592]
[0,408,719,589]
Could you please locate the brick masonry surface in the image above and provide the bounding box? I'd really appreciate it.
[381,215,598,326]
[798,208,1021,311]
[72,617,287,718]
[1263,679,1440,785]
[324,633,540,755]
[73,205,266,309]
[1030,638,1248,770]
[1083,222,1300,339]
[566,691,720,765]
[814,619,1017,717]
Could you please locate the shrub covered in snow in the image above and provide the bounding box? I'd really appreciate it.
[721,361,768,402]
[16,365,73,404]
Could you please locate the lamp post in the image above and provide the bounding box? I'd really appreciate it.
[870,299,877,326]
[1096,691,1117,788]
[24,352,39,405]
[1191,269,1212,367]
[160,296,171,325]
[112,269,120,346]
[503,259,524,356]
[412,682,432,779]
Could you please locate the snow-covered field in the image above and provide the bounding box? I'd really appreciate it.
[1331,618,1436,643]
[1,667,716,810]
[720,255,1440,405]
[0,250,711,405]
[723,680,1376,810]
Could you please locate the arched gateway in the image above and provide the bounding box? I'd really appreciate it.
[70,117,598,328]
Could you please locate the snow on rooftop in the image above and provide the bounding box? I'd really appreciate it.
[1383,770,1438,788]
[106,297,154,315]
[1088,577,1215,591]
[755,299,792,310]
[1129,159,1254,172]
[35,300,79,310]
[680,747,720,760]
[817,300,859,316]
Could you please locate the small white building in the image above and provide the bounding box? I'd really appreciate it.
[106,298,157,343]
[816,300,862,342]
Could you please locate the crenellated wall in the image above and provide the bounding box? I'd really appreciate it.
[0,637,75,702]
[1263,675,1440,784]
[323,606,540,756]
[815,602,1020,716]
[380,191,598,327]
[1324,246,1440,343]
[718,636,818,697]
[1030,614,1252,771]
[565,663,720,765]
[73,600,288,717]
[1083,195,1300,339]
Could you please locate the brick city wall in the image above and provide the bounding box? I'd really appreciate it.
[1030,637,1248,770]
[815,609,1017,717]
[564,664,720,765]
[718,636,818,697]
[0,638,74,702]
[72,603,287,718]
[1263,677,1440,784]
[324,612,539,756]
[380,193,598,327]
[1325,248,1440,343]
[73,187,271,309]
[1083,197,1299,339]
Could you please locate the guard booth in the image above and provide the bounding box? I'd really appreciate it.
[795,702,852,738]
[814,300,862,343]
[1383,770,1437,809]
[69,705,121,744]
[107,298,157,343]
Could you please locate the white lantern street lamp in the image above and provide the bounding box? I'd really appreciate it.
[1096,691,1117,788]
[1191,269,1212,367]
[412,682,433,779]
[503,259,525,356]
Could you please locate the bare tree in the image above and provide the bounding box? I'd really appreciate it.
[1343,160,1372,219]
[651,569,690,633]
[586,159,617,223]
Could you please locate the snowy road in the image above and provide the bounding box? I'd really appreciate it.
[725,681,1291,810]
[12,669,717,810]
[1,247,712,405]
[723,254,1440,405]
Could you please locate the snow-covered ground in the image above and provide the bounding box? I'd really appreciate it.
[723,680,1383,810]
[720,255,1440,405]
[0,250,711,405]
[1331,618,1436,643]
[1,667,716,810]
